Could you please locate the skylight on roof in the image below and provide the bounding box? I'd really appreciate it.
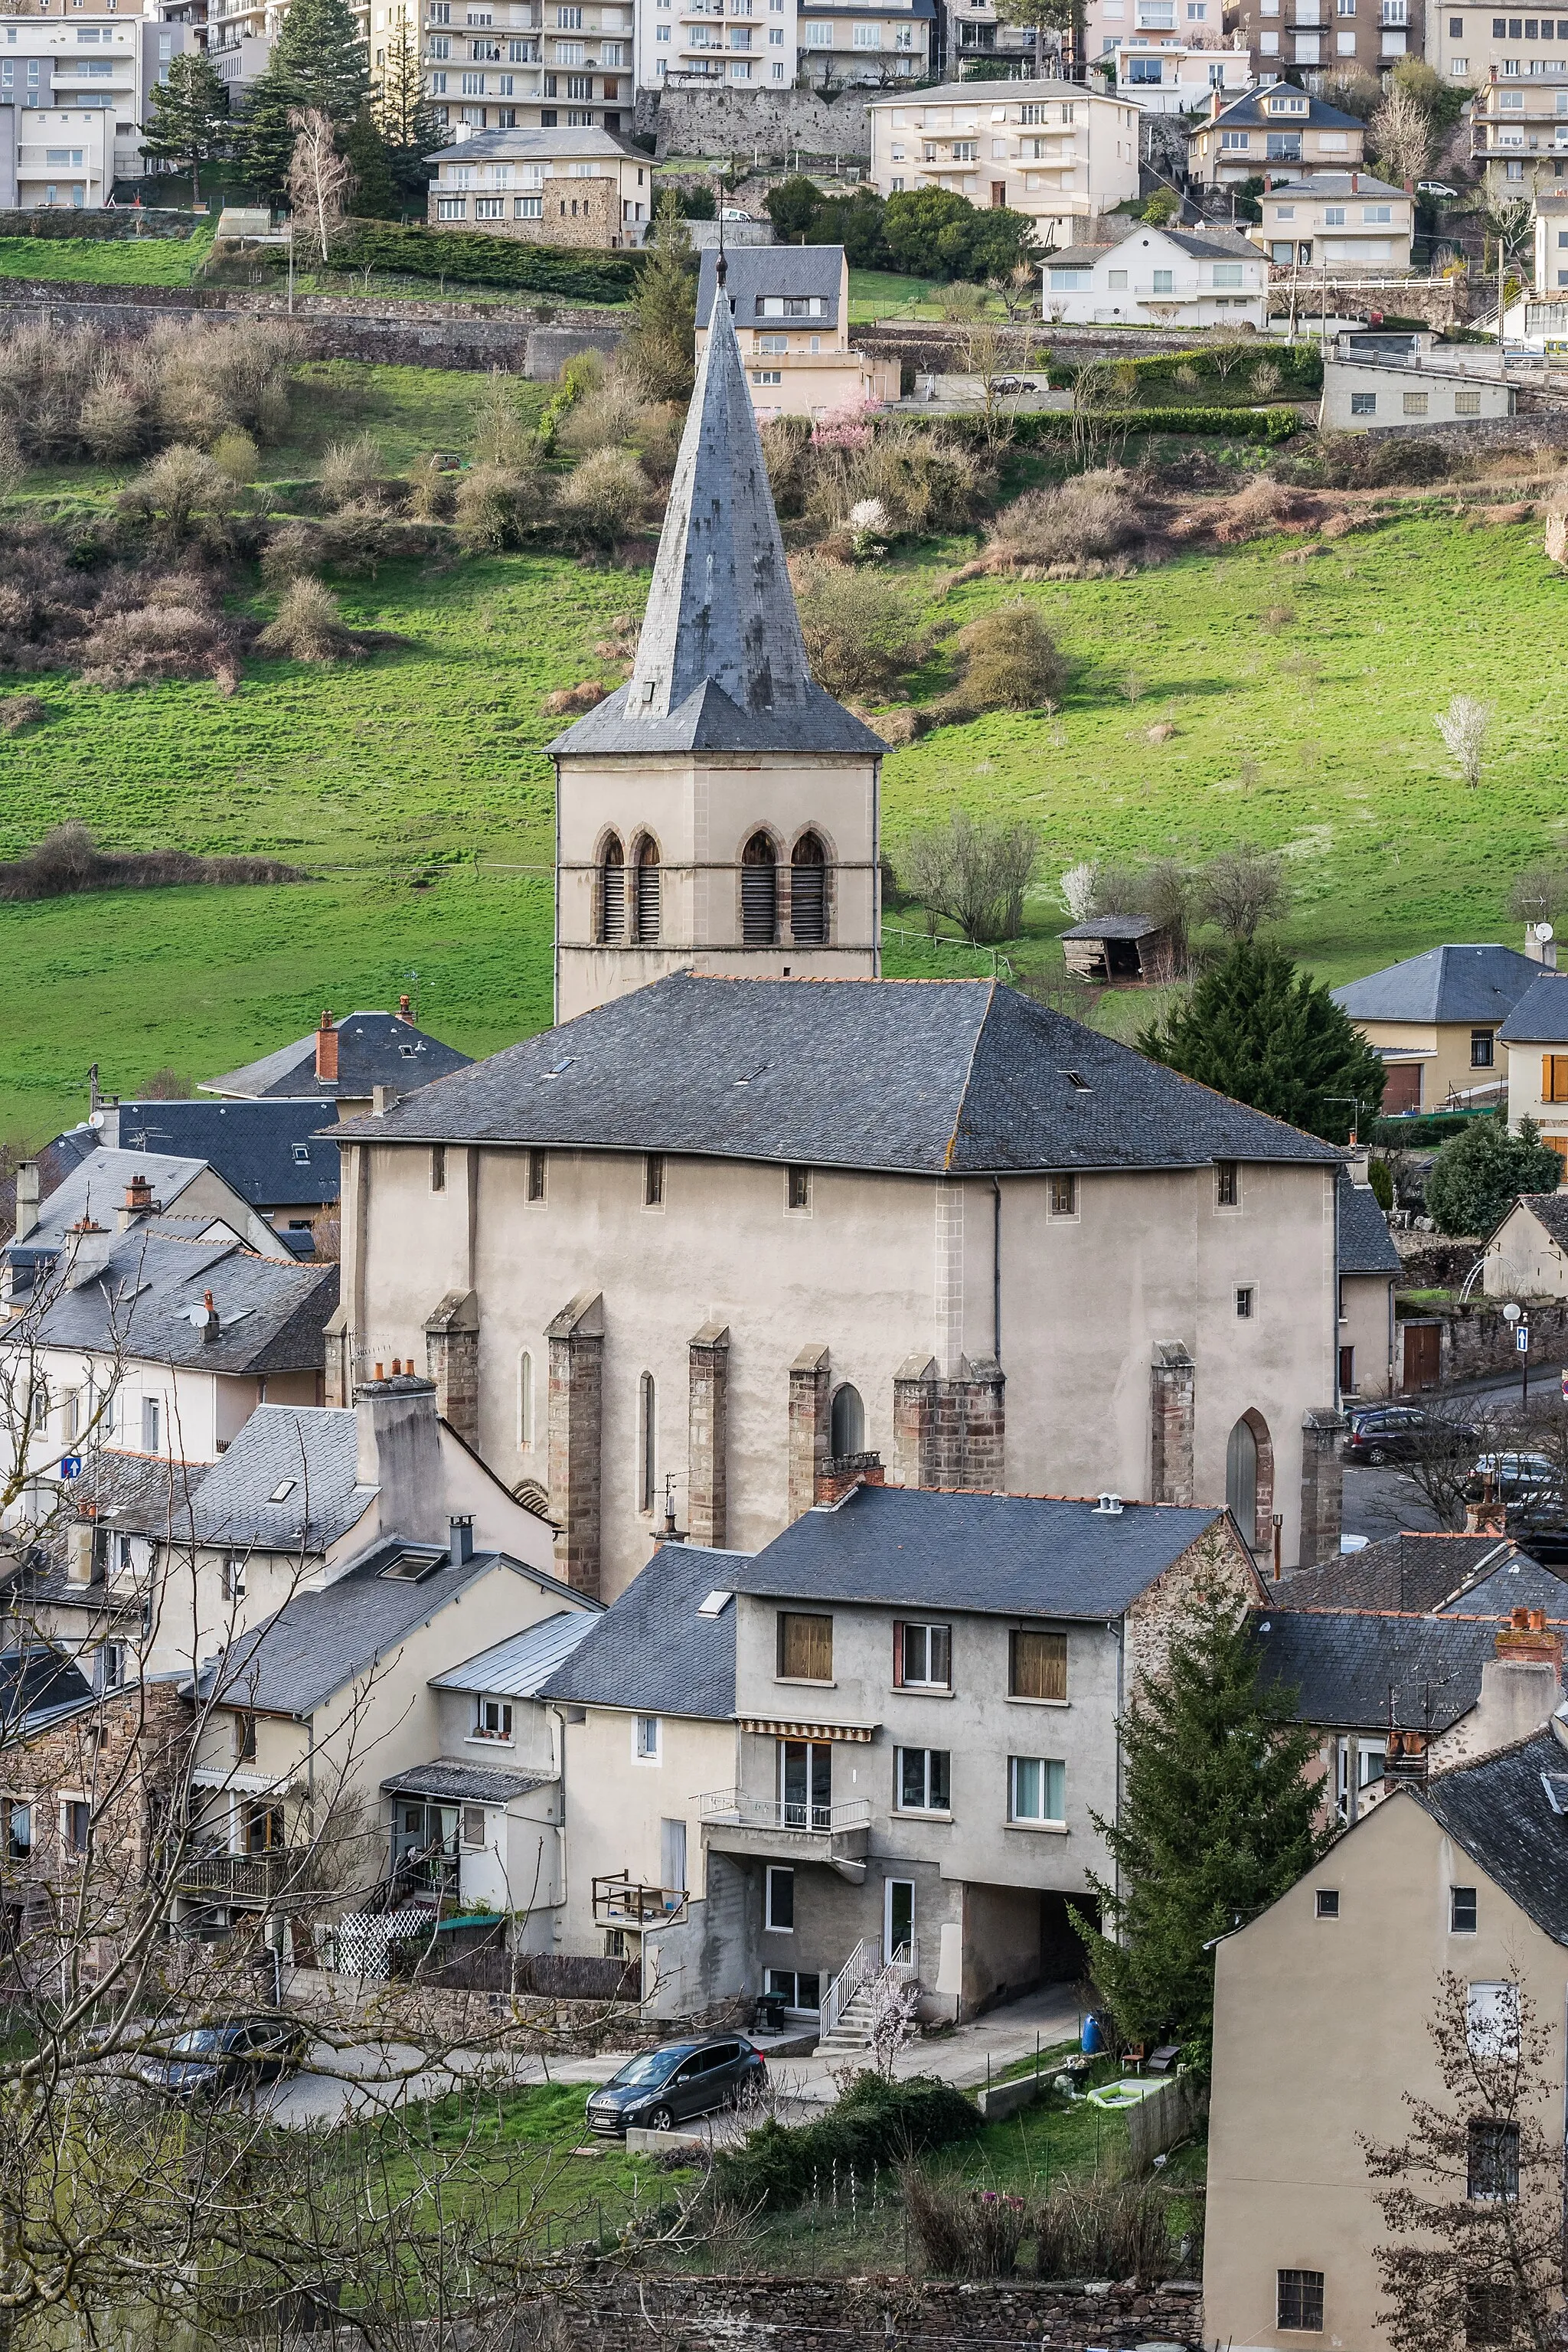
[270,1480,296,1504]
[1541,1772,1568,1816]
[542,1057,576,1080]
[1063,1071,1092,1093]
[380,1552,442,1583]
[697,1589,732,1618]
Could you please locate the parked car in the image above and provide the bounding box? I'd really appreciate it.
[1344,1406,1479,1466]
[1416,180,1458,197]
[584,2034,765,2136]
[1467,1452,1562,1503]
[140,2016,309,2102]
[992,377,1038,396]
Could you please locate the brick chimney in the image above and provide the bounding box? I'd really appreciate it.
[66,1516,101,1588]
[201,1288,220,1345]
[1351,170,1359,192]
[1469,1608,1566,1757]
[12,1160,39,1243]
[1497,1606,1562,1668]
[315,1011,338,1085]
[815,1452,885,1508]
[1465,1496,1508,1535]
[397,994,414,1024]
[117,1173,155,1231]
[1263,172,1272,191]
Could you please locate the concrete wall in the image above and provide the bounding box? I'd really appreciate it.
[1340,1270,1395,1400]
[1322,359,1512,433]
[557,1702,737,1946]
[341,1137,1340,1598]
[1206,1791,1565,2352]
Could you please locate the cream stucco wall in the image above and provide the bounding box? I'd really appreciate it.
[1504,1040,1568,1151]
[341,1139,1339,1597]
[1206,1792,1566,2352]
[1350,1018,1503,1113]
[557,1702,737,1949]
[554,750,880,1021]
[1339,1269,1395,1397]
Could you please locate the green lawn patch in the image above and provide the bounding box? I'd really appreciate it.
[0,227,214,286]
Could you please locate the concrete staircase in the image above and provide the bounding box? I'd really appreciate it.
[816,1984,878,2057]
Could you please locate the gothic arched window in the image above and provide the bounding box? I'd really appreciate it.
[741,831,778,946]
[791,832,827,946]
[633,836,661,944]
[599,836,626,943]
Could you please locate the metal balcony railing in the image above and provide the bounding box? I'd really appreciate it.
[698,1789,872,1836]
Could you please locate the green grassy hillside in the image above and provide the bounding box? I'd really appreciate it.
[1,492,1555,1145]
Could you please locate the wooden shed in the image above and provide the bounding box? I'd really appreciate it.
[1060,914,1172,982]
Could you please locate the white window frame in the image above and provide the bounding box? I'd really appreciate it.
[633,1713,662,1765]
[1008,1753,1067,1828]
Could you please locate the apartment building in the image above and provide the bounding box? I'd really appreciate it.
[1253,0,1422,87]
[0,11,188,210]
[1429,0,1568,103]
[1251,169,1415,265]
[796,0,933,84]
[1468,66,1568,195]
[1103,36,1253,106]
[867,77,1141,243]
[696,243,899,416]
[427,122,649,240]
[942,0,1042,78]
[420,0,632,136]
[1085,0,1227,57]
[1537,186,1568,282]
[639,0,800,84]
[1188,81,1365,186]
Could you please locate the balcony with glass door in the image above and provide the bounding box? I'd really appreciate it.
[699,1737,871,1864]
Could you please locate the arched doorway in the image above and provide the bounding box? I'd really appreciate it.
[741,831,778,946]
[599,836,626,943]
[1225,1410,1274,1550]
[791,832,828,944]
[831,1382,864,1458]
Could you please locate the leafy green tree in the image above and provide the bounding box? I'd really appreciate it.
[991,0,1075,77]
[139,50,231,210]
[764,172,825,243]
[623,189,697,402]
[1367,1156,1395,1213]
[881,186,1037,280]
[371,18,444,211]
[813,185,889,268]
[1425,1114,1564,1238]
[1139,940,1387,1143]
[1075,1561,1328,2073]
[240,0,370,201]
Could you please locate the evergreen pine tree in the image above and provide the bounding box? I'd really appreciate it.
[1138,939,1387,1142]
[343,103,397,219]
[372,15,444,213]
[239,0,370,202]
[1076,1558,1328,2073]
[623,190,697,403]
[139,51,231,209]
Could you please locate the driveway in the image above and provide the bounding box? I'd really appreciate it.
[261,2040,630,2126]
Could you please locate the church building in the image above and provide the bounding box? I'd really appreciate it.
[329,270,1348,1598]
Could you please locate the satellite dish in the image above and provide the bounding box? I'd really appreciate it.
[88,1111,104,1130]
[188,1304,211,1328]
[1538,923,1555,943]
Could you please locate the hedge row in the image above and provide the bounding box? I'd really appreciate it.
[332,217,643,302]
[1050,345,1324,394]
[938,404,1300,446]
[710,2071,981,2213]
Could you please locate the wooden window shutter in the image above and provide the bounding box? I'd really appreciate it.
[893,1621,905,1687]
[779,1611,833,1681]
[1009,1628,1067,1701]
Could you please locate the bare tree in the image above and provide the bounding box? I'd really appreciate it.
[1060,860,1099,923]
[1370,84,1434,187]
[286,107,356,267]
[1364,1969,1562,2352]
[1199,845,1290,942]
[1435,694,1494,789]
[1507,865,1566,931]
[903,812,1039,946]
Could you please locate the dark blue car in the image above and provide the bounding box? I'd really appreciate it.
[584,2034,765,2135]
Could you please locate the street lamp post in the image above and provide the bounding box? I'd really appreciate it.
[1503,1299,1530,1406]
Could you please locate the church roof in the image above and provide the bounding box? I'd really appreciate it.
[546,262,884,763]
[335,972,1344,1176]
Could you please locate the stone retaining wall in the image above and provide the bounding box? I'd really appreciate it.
[1360,410,1568,452]
[0,281,626,372]
[1397,1293,1568,1383]
[639,83,873,162]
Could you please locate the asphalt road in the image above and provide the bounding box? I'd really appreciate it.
[1339,1372,1568,1547]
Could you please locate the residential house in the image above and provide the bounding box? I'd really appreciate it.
[202,1004,471,1119]
[1472,69,1568,197]
[1252,171,1415,271]
[795,0,934,86]
[542,1479,1263,2023]
[1535,187,1568,287]
[1498,969,1568,1160]
[1187,83,1365,190]
[0,11,191,210]
[1338,1164,1400,1400]
[1042,220,1268,326]
[1318,328,1515,428]
[1206,1713,1568,2352]
[1084,0,1228,62]
[328,263,1351,1595]
[5,1147,279,1269]
[639,0,795,93]
[1280,1527,1546,1609]
[1100,38,1253,111]
[1429,4,1568,106]
[426,122,649,243]
[1331,941,1552,1116]
[1484,1191,1568,1297]
[695,246,898,421]
[79,1099,343,1253]
[867,79,1142,247]
[941,0,1047,78]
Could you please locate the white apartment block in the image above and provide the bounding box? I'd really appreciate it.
[1083,0,1223,57]
[637,0,798,90]
[867,77,1141,243]
[1104,37,1253,106]
[0,11,188,208]
[1429,0,1568,97]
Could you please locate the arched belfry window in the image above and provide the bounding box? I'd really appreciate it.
[791,833,827,945]
[741,831,778,946]
[600,837,626,943]
[831,1383,864,1458]
[633,836,661,945]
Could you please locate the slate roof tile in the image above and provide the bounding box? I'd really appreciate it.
[541,1541,744,1720]
[1417,1727,1568,1945]
[1498,973,1568,1045]
[204,1012,470,1102]
[1338,1170,1400,1276]
[1332,945,1544,1027]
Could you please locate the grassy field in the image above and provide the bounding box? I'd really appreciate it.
[0,227,216,285]
[1,403,1557,1145]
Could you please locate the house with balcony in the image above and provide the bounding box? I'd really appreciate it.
[543,1477,1263,2030]
[797,0,933,85]
[696,245,899,420]
[1471,70,1568,198]
[1102,38,1253,110]
[640,0,797,91]
[1187,81,1364,188]
[0,12,188,209]
[942,0,1049,78]
[1498,971,1568,1170]
[868,77,1141,245]
[1252,171,1414,270]
[426,121,649,243]
[1243,0,1421,88]
[1085,0,1226,61]
[1429,2,1568,139]
[1331,940,1551,1118]
[1042,219,1267,324]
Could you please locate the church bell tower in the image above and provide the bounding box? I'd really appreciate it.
[547,256,885,1023]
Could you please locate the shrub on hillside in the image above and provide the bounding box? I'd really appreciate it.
[255,577,361,663]
[0,316,299,464]
[903,2175,1028,2277]
[1035,2176,1176,2285]
[946,602,1067,716]
[0,824,303,901]
[981,471,1142,576]
[118,445,240,554]
[708,2072,980,2214]
[791,555,928,701]
[78,590,241,692]
[318,431,384,508]
[469,371,537,474]
[808,422,991,541]
[0,694,44,735]
[556,375,655,459]
[552,448,649,553]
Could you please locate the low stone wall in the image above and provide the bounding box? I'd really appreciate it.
[281,1962,654,2051]
[1266,275,1475,328]
[1397,1293,1568,1383]
[640,83,873,163]
[0,280,626,372]
[1359,410,1568,452]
